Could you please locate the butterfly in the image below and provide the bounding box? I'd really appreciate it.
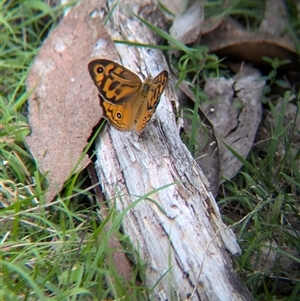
[88,59,168,133]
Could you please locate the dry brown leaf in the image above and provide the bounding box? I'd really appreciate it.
[259,0,293,37]
[201,17,299,71]
[160,0,188,16]
[170,0,203,45]
[179,66,264,188]
[202,66,265,181]
[26,0,116,203]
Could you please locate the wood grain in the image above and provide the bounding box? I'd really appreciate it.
[92,0,253,300]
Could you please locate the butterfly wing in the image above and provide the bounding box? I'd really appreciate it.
[88,59,144,131]
[135,70,168,133]
[88,59,142,104]
[99,94,139,131]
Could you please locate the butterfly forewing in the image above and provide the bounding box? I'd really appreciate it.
[149,70,168,109]
[135,70,168,133]
[88,59,142,104]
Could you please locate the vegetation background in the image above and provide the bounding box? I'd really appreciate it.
[1,0,299,300]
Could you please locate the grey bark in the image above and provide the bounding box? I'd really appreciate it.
[93,0,253,300]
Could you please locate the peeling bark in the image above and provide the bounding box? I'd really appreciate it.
[93,0,253,300]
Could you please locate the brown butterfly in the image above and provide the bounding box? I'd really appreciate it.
[88,59,168,133]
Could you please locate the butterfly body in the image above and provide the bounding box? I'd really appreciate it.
[88,59,168,133]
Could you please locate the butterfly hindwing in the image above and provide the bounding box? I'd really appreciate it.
[99,94,137,131]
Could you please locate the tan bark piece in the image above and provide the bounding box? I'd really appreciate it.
[26,0,133,284]
[26,0,112,203]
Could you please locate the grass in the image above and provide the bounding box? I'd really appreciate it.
[1,0,300,300]
[0,1,147,300]
[219,93,300,299]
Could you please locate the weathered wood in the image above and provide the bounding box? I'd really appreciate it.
[93,0,253,300]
